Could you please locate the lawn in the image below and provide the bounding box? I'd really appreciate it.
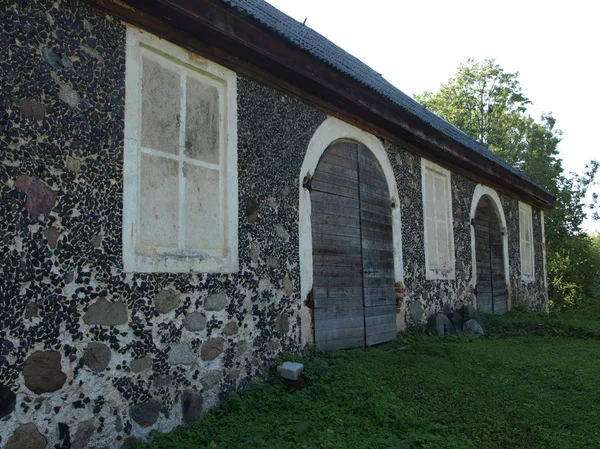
[132,308,600,449]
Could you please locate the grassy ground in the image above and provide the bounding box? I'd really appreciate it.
[132,307,600,449]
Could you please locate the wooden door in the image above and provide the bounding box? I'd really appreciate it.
[311,142,396,349]
[473,196,506,314]
[358,146,397,345]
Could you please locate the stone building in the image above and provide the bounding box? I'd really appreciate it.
[0,0,553,447]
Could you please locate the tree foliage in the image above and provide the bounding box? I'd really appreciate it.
[415,58,599,309]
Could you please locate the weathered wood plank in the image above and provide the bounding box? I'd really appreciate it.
[360,220,392,234]
[361,209,393,226]
[314,305,366,319]
[363,296,395,307]
[364,304,397,318]
[311,179,359,199]
[359,200,390,216]
[325,143,358,161]
[361,227,393,242]
[364,286,395,296]
[312,171,359,191]
[361,248,394,260]
[314,275,362,288]
[313,264,362,276]
[366,330,397,346]
[359,182,389,200]
[313,286,363,297]
[359,189,391,207]
[314,161,358,181]
[363,276,394,287]
[360,258,395,270]
[316,335,365,351]
[312,214,361,230]
[313,316,364,332]
[361,239,394,251]
[313,254,362,266]
[319,152,357,171]
[312,222,360,238]
[311,190,359,209]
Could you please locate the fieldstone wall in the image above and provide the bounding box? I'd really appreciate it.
[384,142,477,326]
[0,1,324,447]
[500,195,548,311]
[384,142,548,325]
[1,0,547,447]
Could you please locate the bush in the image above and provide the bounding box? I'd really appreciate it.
[547,233,600,310]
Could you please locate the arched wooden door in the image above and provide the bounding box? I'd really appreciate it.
[310,141,396,349]
[473,196,507,314]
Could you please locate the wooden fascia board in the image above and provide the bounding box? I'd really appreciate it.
[81,0,555,209]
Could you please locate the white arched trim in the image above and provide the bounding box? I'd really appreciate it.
[469,184,510,299]
[298,117,404,346]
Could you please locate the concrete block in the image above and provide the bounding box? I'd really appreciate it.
[277,362,304,381]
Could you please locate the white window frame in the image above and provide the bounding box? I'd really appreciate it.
[519,202,535,281]
[123,27,238,273]
[421,159,455,280]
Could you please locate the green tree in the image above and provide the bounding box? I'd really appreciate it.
[415,58,599,308]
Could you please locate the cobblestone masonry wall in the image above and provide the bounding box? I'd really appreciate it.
[0,1,325,447]
[500,194,548,311]
[0,0,547,447]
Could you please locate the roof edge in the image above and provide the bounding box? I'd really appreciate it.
[82,0,555,209]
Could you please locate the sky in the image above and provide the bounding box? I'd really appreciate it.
[266,0,600,233]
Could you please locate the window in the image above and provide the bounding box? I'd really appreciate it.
[123,27,238,273]
[421,159,455,279]
[519,202,534,280]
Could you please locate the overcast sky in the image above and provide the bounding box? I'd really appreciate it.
[266,0,600,233]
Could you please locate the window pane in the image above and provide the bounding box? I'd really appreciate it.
[426,217,437,266]
[519,209,524,240]
[437,222,449,267]
[434,175,447,221]
[141,56,181,154]
[184,164,222,252]
[424,171,435,219]
[185,77,220,164]
[139,154,179,248]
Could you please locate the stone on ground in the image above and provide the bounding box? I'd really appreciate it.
[277,362,304,381]
[463,319,485,338]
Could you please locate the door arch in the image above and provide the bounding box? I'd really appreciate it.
[470,185,509,314]
[298,117,403,348]
[311,141,396,349]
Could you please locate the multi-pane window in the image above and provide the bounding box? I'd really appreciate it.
[123,27,238,273]
[519,202,534,280]
[421,159,455,279]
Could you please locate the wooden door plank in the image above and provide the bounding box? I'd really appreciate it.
[314,159,358,178]
[358,144,396,347]
[312,222,361,238]
[313,254,362,266]
[312,142,365,350]
[311,179,359,199]
[313,286,363,299]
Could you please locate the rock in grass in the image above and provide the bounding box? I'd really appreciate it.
[277,362,304,381]
[434,312,456,336]
[449,311,464,332]
[463,319,485,338]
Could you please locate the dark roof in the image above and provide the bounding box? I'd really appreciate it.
[220,0,547,193]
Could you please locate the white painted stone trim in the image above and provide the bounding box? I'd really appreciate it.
[469,184,510,295]
[123,26,238,273]
[421,158,455,280]
[519,202,535,282]
[299,117,404,345]
[541,210,548,297]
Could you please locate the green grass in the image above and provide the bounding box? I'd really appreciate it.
[133,307,600,449]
